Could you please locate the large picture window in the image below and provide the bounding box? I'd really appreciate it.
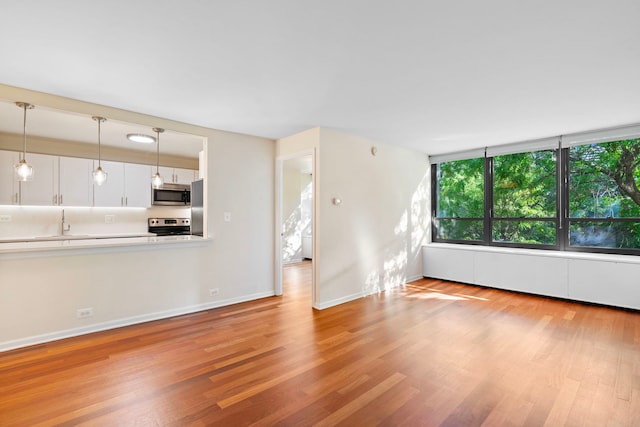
[492,150,557,246]
[432,132,640,255]
[568,138,640,250]
[434,158,484,241]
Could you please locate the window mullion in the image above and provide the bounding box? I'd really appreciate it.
[559,147,569,250]
[484,155,493,245]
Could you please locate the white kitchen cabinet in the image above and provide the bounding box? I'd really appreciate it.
[158,167,196,185]
[0,150,20,205]
[19,153,57,206]
[174,168,196,185]
[2,152,93,206]
[124,163,151,207]
[93,161,151,207]
[58,157,93,206]
[92,160,123,207]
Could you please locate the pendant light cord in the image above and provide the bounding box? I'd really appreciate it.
[21,103,27,161]
[153,127,163,174]
[97,118,102,166]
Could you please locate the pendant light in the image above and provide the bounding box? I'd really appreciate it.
[151,127,164,188]
[92,116,108,185]
[14,102,35,181]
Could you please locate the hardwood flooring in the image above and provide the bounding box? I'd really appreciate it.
[1,260,640,426]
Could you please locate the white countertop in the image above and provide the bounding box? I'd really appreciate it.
[0,232,157,244]
[0,234,210,256]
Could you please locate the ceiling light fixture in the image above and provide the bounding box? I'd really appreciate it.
[92,116,107,186]
[14,102,35,181]
[151,127,164,188]
[127,133,155,144]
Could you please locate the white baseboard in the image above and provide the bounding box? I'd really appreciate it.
[314,290,368,310]
[0,290,275,353]
[406,274,422,283]
[314,276,421,310]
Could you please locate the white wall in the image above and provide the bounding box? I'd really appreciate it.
[276,127,429,309]
[0,85,275,351]
[315,128,429,308]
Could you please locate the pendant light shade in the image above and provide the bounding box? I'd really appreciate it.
[92,116,108,186]
[14,102,35,181]
[152,127,164,188]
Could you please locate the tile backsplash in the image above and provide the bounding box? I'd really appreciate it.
[0,206,191,239]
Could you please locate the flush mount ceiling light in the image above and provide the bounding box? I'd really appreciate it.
[127,133,155,144]
[14,102,35,181]
[151,127,164,188]
[92,116,107,186]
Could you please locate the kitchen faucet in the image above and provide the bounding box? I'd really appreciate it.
[61,209,71,235]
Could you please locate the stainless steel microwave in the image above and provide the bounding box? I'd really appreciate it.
[152,183,191,206]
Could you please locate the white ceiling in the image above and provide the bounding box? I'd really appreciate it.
[1,1,639,156]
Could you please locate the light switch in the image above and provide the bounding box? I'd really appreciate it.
[0,215,11,222]
[224,212,231,222]
[105,215,115,224]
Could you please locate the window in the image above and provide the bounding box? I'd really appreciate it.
[568,138,640,250]
[432,133,640,255]
[492,150,557,246]
[434,158,484,241]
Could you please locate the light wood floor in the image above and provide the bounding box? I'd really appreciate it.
[1,261,640,426]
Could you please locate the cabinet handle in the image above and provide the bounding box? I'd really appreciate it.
[121,196,124,206]
[125,197,128,206]
[14,192,18,204]
[53,194,57,205]
[60,194,63,205]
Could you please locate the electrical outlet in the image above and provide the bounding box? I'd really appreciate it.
[76,307,93,319]
[0,215,11,222]
[224,212,231,222]
[209,288,219,296]
[105,215,115,224]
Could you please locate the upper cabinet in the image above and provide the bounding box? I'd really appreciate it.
[59,157,93,206]
[158,166,197,185]
[93,161,151,207]
[19,153,58,206]
[124,163,152,207]
[0,151,19,205]
[14,153,93,207]
[0,151,154,208]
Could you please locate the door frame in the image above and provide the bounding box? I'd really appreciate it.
[275,148,316,306]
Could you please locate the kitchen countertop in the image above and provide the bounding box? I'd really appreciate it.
[0,234,209,256]
[0,232,157,244]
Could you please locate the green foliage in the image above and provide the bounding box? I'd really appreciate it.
[435,138,640,249]
[493,151,556,244]
[437,158,484,218]
[435,219,483,241]
[569,139,640,218]
[569,139,640,248]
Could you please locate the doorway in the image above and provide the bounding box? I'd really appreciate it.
[276,150,316,306]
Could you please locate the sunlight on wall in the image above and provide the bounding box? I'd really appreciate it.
[362,169,430,295]
[411,172,430,255]
[282,181,312,262]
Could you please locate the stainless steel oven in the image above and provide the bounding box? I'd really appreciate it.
[148,218,191,236]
